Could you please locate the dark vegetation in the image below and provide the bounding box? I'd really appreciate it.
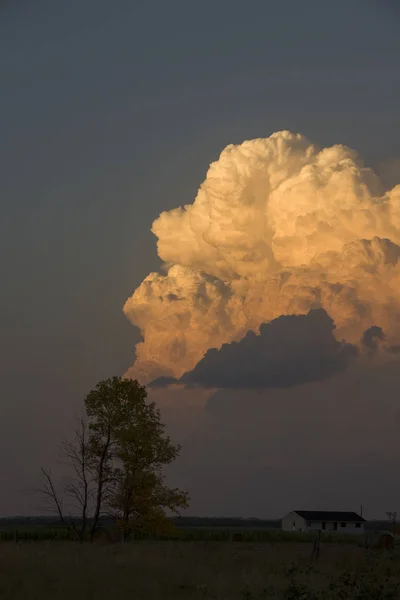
[0,516,394,543]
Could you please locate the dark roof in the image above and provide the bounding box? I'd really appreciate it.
[293,511,366,522]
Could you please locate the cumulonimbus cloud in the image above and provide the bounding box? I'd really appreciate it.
[123,131,400,383]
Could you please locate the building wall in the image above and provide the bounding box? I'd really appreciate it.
[333,522,364,534]
[281,512,307,532]
[310,521,364,534]
[282,514,365,534]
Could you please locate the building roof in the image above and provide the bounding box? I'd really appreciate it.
[293,510,366,522]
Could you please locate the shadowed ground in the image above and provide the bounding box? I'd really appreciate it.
[0,540,399,599]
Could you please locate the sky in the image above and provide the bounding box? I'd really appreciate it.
[1,0,400,518]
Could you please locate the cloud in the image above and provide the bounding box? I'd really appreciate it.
[120,131,400,517]
[361,325,385,355]
[123,131,400,383]
[148,376,181,388]
[387,344,400,354]
[180,309,357,389]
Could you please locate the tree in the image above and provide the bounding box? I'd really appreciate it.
[85,377,189,540]
[36,377,189,542]
[60,416,90,542]
[35,416,91,543]
[109,470,188,539]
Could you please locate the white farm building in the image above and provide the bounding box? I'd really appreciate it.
[282,511,365,534]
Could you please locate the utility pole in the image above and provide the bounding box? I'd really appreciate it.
[386,512,397,536]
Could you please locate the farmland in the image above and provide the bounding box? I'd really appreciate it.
[1,538,400,599]
[0,515,394,543]
[1,518,400,599]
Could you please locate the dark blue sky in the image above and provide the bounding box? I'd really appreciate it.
[1,0,400,515]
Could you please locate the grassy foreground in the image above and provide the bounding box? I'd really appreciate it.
[0,540,399,599]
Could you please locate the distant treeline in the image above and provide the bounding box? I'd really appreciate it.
[0,516,279,529]
[173,517,280,529]
[0,516,393,532]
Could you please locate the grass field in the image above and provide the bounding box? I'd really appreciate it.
[0,539,399,599]
[0,525,393,544]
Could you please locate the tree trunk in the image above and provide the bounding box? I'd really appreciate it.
[90,426,111,542]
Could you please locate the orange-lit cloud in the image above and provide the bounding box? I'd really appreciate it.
[123,131,400,383]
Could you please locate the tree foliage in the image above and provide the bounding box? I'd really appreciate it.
[85,377,189,538]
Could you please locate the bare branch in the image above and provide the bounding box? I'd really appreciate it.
[34,415,93,543]
[36,468,67,526]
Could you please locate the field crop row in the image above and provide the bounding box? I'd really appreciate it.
[0,526,374,544]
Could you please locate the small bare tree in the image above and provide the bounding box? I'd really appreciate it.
[35,416,93,543]
[386,511,397,536]
[37,467,66,524]
[60,416,91,542]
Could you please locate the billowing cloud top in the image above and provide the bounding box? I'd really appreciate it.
[123,131,400,383]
